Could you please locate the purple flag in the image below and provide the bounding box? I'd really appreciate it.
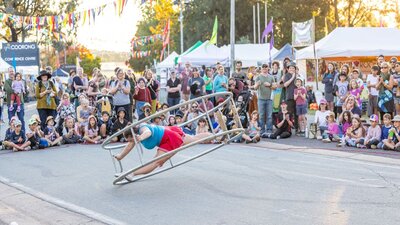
[262,19,273,43]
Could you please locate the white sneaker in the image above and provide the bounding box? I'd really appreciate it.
[322,138,331,143]
[316,136,323,140]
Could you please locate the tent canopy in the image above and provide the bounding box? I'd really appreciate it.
[273,43,296,61]
[52,68,69,77]
[179,41,229,67]
[221,43,278,67]
[175,41,203,64]
[296,27,400,60]
[157,51,179,69]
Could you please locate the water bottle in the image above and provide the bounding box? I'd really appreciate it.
[305,127,309,138]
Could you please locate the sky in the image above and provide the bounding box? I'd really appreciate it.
[76,0,142,52]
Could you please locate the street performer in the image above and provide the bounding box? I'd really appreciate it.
[114,123,212,180]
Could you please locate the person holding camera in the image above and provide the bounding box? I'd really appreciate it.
[110,68,132,121]
[188,68,205,100]
[139,103,152,121]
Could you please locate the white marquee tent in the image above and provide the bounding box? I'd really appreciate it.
[157,51,179,69]
[179,41,229,67]
[296,27,400,60]
[221,43,278,67]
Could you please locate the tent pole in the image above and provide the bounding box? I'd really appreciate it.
[312,16,318,90]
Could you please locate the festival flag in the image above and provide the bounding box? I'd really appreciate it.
[160,19,170,61]
[261,18,273,43]
[292,18,314,47]
[209,16,218,45]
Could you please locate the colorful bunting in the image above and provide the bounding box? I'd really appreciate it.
[131,34,163,48]
[131,50,159,59]
[0,0,129,34]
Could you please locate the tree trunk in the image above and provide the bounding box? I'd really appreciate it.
[333,0,339,27]
[10,25,18,42]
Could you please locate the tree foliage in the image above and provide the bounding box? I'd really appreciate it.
[66,45,101,75]
[128,0,179,71]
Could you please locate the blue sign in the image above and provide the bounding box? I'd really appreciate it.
[1,42,39,67]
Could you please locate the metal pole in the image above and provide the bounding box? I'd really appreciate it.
[253,5,256,44]
[64,45,67,65]
[265,1,267,26]
[257,2,260,44]
[180,0,184,54]
[230,0,235,77]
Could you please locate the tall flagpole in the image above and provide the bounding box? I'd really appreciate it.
[179,0,184,54]
[253,5,256,44]
[230,0,235,77]
[257,2,260,43]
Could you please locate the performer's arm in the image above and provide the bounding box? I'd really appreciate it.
[115,142,135,160]
[136,126,152,142]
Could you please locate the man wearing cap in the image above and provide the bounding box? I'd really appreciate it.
[283,62,297,128]
[4,67,26,129]
[166,71,181,114]
[254,63,275,136]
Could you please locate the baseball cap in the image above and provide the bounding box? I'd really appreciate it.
[14,119,22,126]
[281,100,287,105]
[29,118,38,125]
[369,114,378,122]
[319,98,327,105]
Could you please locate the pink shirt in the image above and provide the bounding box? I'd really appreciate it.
[327,122,340,135]
[342,122,351,135]
[350,88,362,107]
[294,87,306,105]
[365,125,381,142]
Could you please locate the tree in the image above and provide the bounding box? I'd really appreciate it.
[128,0,179,71]
[66,45,101,76]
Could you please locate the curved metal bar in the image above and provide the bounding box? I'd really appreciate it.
[101,92,234,151]
[115,143,226,185]
[112,128,244,185]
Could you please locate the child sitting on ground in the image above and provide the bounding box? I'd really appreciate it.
[294,78,307,135]
[378,113,392,149]
[98,111,113,140]
[56,93,75,134]
[339,116,365,147]
[75,98,93,136]
[358,114,381,149]
[339,110,352,137]
[3,120,30,151]
[26,118,44,150]
[62,117,81,144]
[112,107,130,142]
[196,118,209,134]
[4,116,17,143]
[268,101,293,139]
[246,111,261,143]
[314,99,331,140]
[43,116,63,147]
[322,112,340,143]
[382,115,400,151]
[9,72,25,112]
[83,115,101,144]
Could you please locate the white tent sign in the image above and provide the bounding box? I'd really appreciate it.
[292,19,314,47]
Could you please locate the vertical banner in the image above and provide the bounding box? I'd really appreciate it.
[292,19,314,47]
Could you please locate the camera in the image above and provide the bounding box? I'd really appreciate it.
[145,108,151,114]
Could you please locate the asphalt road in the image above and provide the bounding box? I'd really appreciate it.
[1,141,400,225]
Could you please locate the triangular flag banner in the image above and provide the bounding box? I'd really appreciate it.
[209,16,218,45]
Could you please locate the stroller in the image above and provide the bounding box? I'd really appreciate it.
[96,94,114,119]
[227,90,252,129]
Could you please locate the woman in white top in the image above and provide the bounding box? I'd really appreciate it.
[314,98,331,140]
